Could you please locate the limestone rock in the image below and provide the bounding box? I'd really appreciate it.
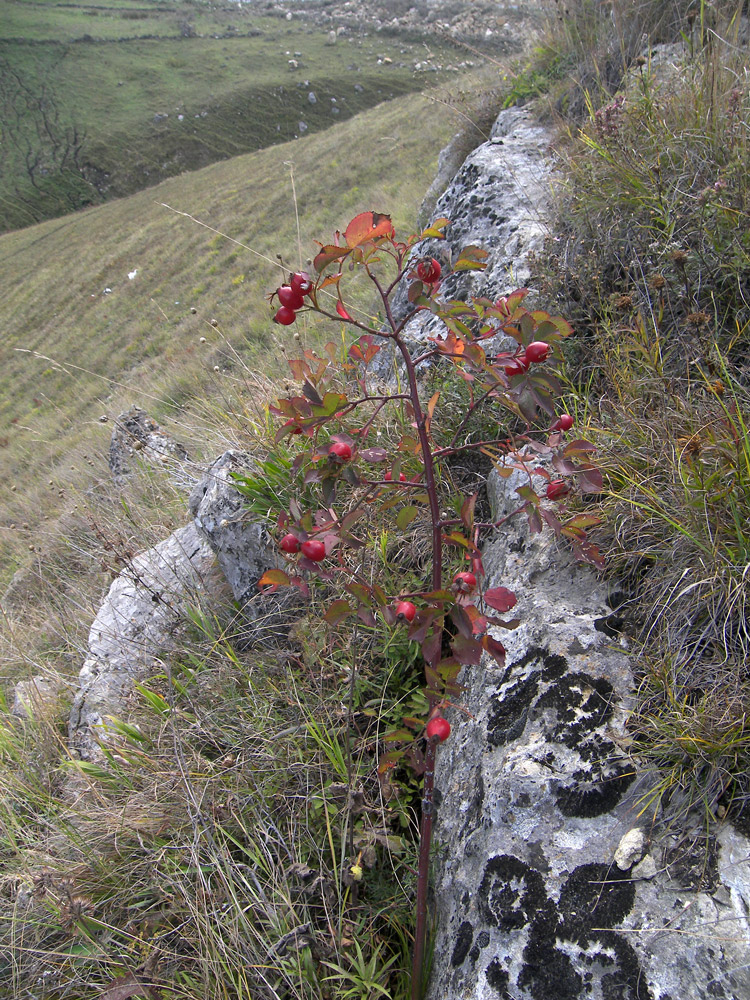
[372,107,553,382]
[69,522,226,758]
[615,827,647,870]
[189,450,302,645]
[109,405,189,482]
[412,99,750,1000]
[425,466,750,1000]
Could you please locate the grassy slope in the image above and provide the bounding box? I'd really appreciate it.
[0,84,463,593]
[1,0,461,230]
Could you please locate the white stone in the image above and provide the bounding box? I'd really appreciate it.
[614,827,646,870]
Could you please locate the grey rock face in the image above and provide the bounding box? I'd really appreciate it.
[189,450,302,646]
[109,405,190,482]
[69,523,226,757]
[425,476,750,999]
[416,106,750,1000]
[371,107,552,383]
[435,107,553,296]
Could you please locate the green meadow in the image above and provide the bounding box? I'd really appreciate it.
[1,0,465,231]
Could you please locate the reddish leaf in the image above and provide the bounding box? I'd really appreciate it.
[302,381,323,405]
[344,211,394,248]
[564,439,598,455]
[258,569,291,592]
[288,358,312,381]
[346,582,372,605]
[481,634,506,665]
[290,576,310,598]
[336,300,352,321]
[357,607,376,627]
[404,744,426,776]
[578,468,604,493]
[452,633,483,665]
[450,604,474,639]
[408,280,426,303]
[360,447,388,463]
[552,455,579,475]
[483,586,517,613]
[313,244,350,273]
[421,630,442,667]
[323,600,353,625]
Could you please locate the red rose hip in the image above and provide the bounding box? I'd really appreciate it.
[280,533,301,553]
[395,600,417,622]
[291,271,313,295]
[426,716,451,742]
[277,285,305,310]
[274,305,297,326]
[524,341,550,364]
[329,441,352,462]
[301,539,326,562]
[453,570,477,593]
[417,257,442,284]
[554,413,574,431]
[384,470,407,482]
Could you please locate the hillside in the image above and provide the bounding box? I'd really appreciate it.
[0,83,475,598]
[0,0,521,231]
[1,3,749,999]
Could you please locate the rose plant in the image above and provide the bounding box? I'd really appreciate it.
[243,211,602,998]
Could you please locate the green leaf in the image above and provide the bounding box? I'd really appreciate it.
[134,683,171,716]
[396,505,418,529]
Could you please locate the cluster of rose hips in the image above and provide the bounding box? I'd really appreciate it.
[279,533,326,562]
[272,271,313,326]
[503,340,553,377]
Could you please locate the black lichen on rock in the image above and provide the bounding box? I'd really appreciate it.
[451,921,474,967]
[478,854,548,930]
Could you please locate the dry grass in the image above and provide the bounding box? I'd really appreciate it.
[534,0,750,820]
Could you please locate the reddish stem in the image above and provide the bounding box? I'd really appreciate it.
[412,735,438,1000]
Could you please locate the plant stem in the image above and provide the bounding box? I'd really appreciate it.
[412,735,437,1000]
[394,332,443,591]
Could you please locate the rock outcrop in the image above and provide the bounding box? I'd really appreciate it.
[109,405,190,482]
[426,465,750,999]
[69,523,226,757]
[416,107,750,1000]
[70,450,296,755]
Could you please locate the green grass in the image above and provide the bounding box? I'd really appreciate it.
[1,0,466,231]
